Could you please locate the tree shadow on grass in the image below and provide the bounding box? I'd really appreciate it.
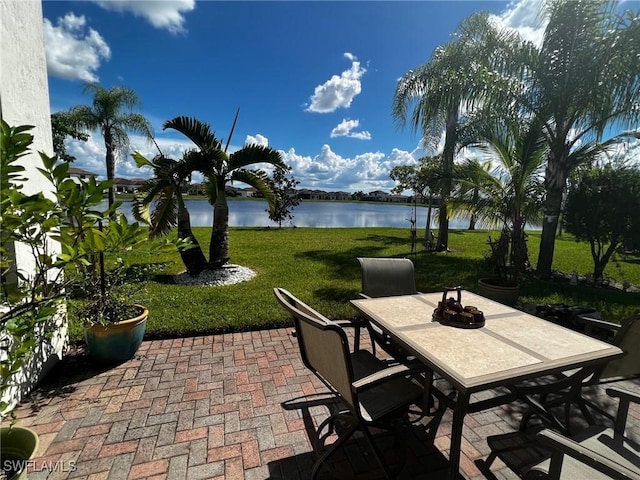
[297,244,483,304]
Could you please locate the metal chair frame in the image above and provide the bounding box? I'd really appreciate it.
[274,287,423,479]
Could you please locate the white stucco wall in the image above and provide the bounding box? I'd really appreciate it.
[1,0,68,410]
[1,0,54,182]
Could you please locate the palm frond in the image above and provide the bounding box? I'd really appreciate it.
[228,145,284,172]
[230,169,276,211]
[163,116,221,152]
[148,186,178,238]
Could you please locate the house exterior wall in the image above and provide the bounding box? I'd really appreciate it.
[1,0,68,409]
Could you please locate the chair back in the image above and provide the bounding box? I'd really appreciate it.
[357,257,417,298]
[273,288,357,410]
[597,314,640,381]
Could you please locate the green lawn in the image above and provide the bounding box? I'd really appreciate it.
[67,227,640,341]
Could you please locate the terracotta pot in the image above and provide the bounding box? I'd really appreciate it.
[477,278,519,306]
[84,305,148,364]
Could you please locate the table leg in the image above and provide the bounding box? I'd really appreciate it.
[448,390,470,480]
[423,369,434,411]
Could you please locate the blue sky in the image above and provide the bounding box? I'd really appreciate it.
[41,0,637,192]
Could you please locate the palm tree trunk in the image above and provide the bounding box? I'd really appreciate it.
[511,216,528,272]
[437,107,458,251]
[468,187,479,230]
[104,130,116,209]
[424,194,433,248]
[209,188,230,268]
[537,159,568,277]
[176,197,207,275]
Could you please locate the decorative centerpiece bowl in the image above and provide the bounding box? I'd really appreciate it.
[433,286,485,329]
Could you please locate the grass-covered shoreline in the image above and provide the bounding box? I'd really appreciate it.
[67,227,640,342]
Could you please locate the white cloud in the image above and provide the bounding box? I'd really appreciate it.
[245,134,269,147]
[491,0,546,47]
[305,54,367,113]
[278,143,427,193]
[330,119,372,140]
[66,135,106,174]
[43,13,111,82]
[92,0,196,35]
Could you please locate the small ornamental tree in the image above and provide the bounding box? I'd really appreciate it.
[564,164,640,283]
[267,165,300,228]
[50,111,88,163]
[390,156,442,247]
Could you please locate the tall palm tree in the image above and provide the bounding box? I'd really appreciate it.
[69,84,152,207]
[132,152,208,275]
[393,12,530,251]
[520,0,640,276]
[163,116,285,268]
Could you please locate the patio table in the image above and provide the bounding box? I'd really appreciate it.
[351,290,624,480]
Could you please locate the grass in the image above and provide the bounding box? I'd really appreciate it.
[67,227,640,342]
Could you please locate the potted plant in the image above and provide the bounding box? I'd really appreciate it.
[454,115,547,305]
[477,226,522,305]
[67,217,150,365]
[72,223,151,365]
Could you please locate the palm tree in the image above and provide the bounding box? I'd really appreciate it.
[519,0,640,276]
[454,114,548,272]
[393,12,530,251]
[132,152,208,275]
[69,84,152,207]
[163,116,285,268]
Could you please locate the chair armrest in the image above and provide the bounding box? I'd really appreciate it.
[352,363,422,391]
[534,429,640,480]
[606,387,640,435]
[606,387,640,404]
[577,315,622,332]
[333,318,366,328]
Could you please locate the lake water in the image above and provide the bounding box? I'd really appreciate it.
[115,198,472,229]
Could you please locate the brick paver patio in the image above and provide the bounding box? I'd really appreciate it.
[8,327,640,480]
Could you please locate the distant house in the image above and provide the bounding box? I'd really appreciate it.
[68,166,97,181]
[114,178,146,194]
[363,190,390,202]
[389,194,410,203]
[226,186,257,197]
[325,191,351,201]
[298,189,324,200]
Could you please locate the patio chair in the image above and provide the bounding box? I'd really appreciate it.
[514,314,640,435]
[524,387,640,480]
[273,287,423,479]
[357,257,418,357]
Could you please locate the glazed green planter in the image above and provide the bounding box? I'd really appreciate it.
[477,279,519,306]
[0,426,39,480]
[84,305,148,364]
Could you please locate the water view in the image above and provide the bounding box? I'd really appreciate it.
[115,198,473,229]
